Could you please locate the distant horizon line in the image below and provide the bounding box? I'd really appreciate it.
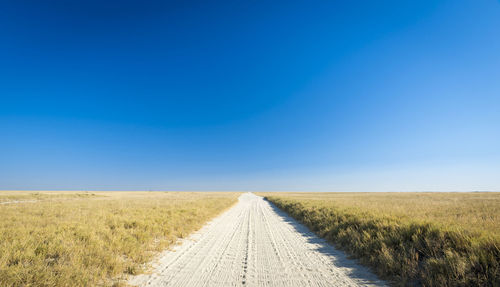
[1,189,499,193]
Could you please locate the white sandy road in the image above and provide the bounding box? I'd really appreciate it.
[130,193,386,287]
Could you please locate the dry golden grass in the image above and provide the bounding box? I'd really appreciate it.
[259,192,500,286]
[259,192,500,240]
[0,191,239,286]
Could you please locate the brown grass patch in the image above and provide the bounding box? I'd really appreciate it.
[259,192,500,286]
[0,191,239,286]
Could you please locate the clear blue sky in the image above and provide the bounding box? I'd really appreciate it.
[1,0,499,191]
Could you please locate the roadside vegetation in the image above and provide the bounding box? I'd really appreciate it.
[0,191,239,286]
[260,192,500,286]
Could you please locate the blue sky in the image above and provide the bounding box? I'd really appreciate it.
[1,0,499,191]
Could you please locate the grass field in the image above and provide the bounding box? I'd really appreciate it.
[0,191,239,287]
[259,192,500,286]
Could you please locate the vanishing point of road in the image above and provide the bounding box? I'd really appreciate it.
[130,193,386,287]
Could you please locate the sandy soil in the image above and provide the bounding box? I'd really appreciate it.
[130,193,386,286]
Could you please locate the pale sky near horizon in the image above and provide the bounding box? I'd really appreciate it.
[1,0,499,191]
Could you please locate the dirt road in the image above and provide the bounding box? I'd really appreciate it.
[130,193,385,286]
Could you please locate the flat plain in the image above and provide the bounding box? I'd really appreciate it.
[2,191,498,286]
[0,191,239,286]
